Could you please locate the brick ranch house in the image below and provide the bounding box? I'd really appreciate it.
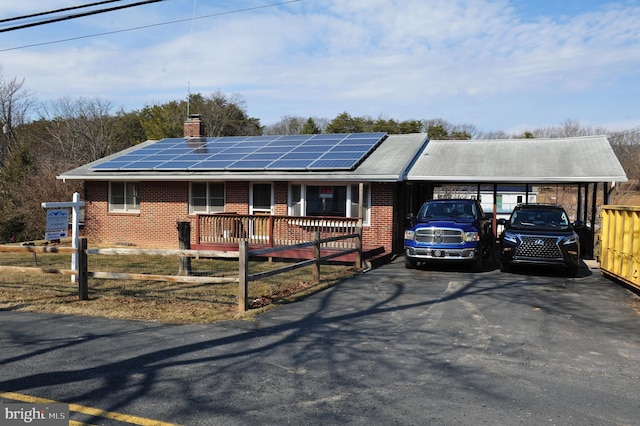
[58,117,627,262]
[59,117,431,262]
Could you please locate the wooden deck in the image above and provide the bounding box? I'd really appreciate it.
[194,213,392,267]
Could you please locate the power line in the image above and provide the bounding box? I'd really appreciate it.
[0,0,302,52]
[0,1,122,24]
[0,0,164,33]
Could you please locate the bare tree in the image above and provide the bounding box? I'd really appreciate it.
[607,127,640,201]
[39,96,116,165]
[263,115,307,135]
[0,67,34,167]
[476,129,511,139]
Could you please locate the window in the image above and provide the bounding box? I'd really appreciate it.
[289,183,370,224]
[190,182,225,214]
[251,183,273,214]
[110,181,140,212]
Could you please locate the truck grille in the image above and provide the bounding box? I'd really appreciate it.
[415,228,463,244]
[515,236,562,259]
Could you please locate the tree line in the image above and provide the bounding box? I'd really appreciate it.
[0,67,638,241]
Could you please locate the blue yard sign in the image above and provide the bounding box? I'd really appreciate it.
[45,209,69,240]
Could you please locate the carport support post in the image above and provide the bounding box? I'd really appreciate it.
[577,184,583,222]
[583,183,589,225]
[492,184,498,238]
[357,182,363,270]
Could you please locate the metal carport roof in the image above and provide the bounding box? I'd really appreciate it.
[406,136,627,183]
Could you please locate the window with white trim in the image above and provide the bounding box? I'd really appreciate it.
[109,181,140,212]
[250,183,273,215]
[190,182,225,214]
[289,183,370,224]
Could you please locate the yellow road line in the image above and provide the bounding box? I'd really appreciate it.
[0,391,179,426]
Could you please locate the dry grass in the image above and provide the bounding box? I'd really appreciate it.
[0,248,359,324]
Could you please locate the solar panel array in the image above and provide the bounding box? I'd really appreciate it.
[92,133,387,171]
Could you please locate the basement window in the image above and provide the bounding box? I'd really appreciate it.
[109,181,140,213]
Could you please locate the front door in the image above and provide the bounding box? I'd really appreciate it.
[250,183,273,241]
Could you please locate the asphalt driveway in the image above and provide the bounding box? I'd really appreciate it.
[1,258,640,425]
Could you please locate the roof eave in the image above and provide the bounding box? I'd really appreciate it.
[57,173,404,183]
[406,176,629,183]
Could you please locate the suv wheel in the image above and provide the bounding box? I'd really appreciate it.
[565,266,578,277]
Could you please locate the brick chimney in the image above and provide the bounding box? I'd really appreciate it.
[184,114,204,138]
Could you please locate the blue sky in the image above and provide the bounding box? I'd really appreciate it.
[1,0,639,134]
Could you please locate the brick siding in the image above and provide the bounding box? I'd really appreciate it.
[83,180,398,252]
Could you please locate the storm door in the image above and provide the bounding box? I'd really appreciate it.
[250,183,273,241]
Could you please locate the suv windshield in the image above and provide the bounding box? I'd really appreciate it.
[509,208,569,229]
[418,202,476,219]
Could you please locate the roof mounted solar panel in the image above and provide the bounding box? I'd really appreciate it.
[308,159,359,170]
[189,160,235,169]
[91,132,387,172]
[267,159,312,170]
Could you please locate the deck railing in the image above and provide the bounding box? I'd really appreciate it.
[196,214,360,248]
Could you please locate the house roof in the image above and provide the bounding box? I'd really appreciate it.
[407,136,628,183]
[58,133,627,184]
[58,133,430,183]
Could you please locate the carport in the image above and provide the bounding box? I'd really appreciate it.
[402,135,628,258]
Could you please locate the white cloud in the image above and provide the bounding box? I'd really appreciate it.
[2,0,640,131]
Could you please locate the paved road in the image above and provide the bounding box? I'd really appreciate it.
[1,259,640,425]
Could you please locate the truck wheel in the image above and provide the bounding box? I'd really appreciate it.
[404,256,417,269]
[471,256,483,273]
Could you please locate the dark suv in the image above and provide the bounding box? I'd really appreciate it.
[498,204,580,276]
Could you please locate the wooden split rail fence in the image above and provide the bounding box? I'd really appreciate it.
[0,230,361,312]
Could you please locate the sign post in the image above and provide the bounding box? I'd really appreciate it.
[42,192,85,281]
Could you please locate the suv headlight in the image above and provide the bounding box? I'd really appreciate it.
[464,231,480,242]
[404,230,415,240]
[503,231,518,244]
[562,233,578,245]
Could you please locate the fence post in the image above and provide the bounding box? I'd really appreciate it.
[313,229,320,284]
[355,226,362,269]
[238,240,248,312]
[77,237,88,301]
[177,221,192,276]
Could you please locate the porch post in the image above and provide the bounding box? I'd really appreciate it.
[358,183,364,224]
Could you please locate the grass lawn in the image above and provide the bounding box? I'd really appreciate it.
[0,247,359,324]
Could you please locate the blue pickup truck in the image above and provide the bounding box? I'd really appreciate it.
[404,199,494,272]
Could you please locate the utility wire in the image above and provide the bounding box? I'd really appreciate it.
[0,0,164,33]
[0,0,302,52]
[0,1,122,24]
